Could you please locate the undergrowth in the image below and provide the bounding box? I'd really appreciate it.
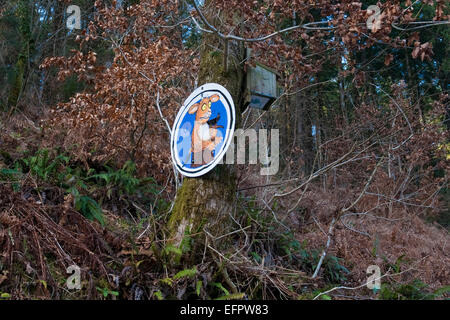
[0,148,447,300]
[1,148,163,225]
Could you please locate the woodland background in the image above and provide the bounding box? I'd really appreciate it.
[0,0,449,300]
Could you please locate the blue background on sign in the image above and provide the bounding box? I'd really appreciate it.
[176,97,228,169]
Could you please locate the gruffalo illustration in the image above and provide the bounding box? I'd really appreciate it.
[186,94,223,167]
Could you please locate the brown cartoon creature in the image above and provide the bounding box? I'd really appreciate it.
[186,94,223,167]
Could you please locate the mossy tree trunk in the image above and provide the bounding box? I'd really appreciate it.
[167,2,245,260]
[7,0,32,111]
[7,55,26,109]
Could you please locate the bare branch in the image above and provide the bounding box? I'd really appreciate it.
[313,256,429,300]
[312,217,336,279]
[187,0,334,44]
[188,0,449,44]
[369,83,413,150]
[392,20,450,31]
[342,156,384,213]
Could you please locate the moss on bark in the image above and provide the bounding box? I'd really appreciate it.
[7,0,32,111]
[7,55,26,109]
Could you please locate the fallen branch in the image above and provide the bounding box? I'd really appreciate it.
[312,217,336,279]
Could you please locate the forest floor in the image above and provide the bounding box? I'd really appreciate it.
[0,113,449,300]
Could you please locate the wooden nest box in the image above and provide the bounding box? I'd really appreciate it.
[244,49,281,111]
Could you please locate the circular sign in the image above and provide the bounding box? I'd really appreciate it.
[171,83,235,177]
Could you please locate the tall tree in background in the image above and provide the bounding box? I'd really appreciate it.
[6,0,32,111]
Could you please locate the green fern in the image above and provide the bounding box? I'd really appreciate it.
[196,280,202,296]
[215,293,245,300]
[173,267,197,280]
[212,282,229,296]
[154,290,164,300]
[71,187,104,226]
[21,149,69,181]
[88,161,158,197]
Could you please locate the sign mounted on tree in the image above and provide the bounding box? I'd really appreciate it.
[171,83,235,178]
[244,49,281,111]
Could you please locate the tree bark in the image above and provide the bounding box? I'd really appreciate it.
[167,2,245,260]
[7,0,31,111]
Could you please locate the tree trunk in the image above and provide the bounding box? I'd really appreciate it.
[7,55,26,109]
[7,0,31,111]
[167,3,245,260]
[296,92,314,175]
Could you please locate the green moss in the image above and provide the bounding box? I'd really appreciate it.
[7,55,26,108]
[168,173,237,252]
[198,39,245,113]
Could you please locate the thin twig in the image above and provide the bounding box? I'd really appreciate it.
[312,218,336,279]
[313,256,429,300]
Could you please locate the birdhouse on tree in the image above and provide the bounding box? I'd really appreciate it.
[244,49,281,111]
